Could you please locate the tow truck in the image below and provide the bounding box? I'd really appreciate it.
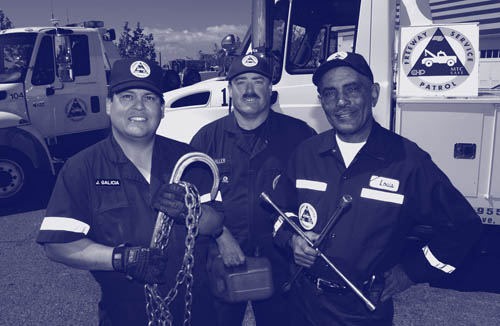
[0,20,120,204]
[421,49,457,67]
[156,0,500,290]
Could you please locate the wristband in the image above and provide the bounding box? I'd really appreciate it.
[212,227,224,240]
[112,245,126,271]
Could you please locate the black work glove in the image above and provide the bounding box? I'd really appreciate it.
[112,245,168,284]
[380,264,415,302]
[153,177,188,224]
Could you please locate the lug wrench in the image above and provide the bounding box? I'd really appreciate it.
[260,192,376,311]
[282,194,352,292]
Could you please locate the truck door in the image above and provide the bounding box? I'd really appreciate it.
[25,31,109,139]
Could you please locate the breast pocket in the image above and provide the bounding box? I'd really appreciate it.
[92,187,132,246]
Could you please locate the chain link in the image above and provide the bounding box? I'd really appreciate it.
[145,181,201,326]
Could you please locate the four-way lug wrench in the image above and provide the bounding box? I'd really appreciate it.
[260,192,376,311]
[150,152,219,248]
[282,194,352,292]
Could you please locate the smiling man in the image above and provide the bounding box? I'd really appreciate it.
[190,54,316,326]
[271,51,482,326]
[36,58,222,326]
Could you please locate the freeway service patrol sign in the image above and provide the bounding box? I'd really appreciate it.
[399,24,479,97]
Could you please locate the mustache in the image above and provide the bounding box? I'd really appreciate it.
[242,93,260,100]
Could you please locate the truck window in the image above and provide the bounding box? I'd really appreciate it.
[285,0,360,75]
[70,35,90,77]
[0,33,37,84]
[32,36,55,86]
[170,92,210,108]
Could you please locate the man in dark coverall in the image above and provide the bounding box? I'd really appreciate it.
[271,52,482,326]
[36,58,222,326]
[190,54,316,325]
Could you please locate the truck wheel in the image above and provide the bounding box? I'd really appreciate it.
[0,149,34,203]
[447,59,455,67]
[424,60,433,67]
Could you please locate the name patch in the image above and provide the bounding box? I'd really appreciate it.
[96,179,121,186]
[369,175,399,192]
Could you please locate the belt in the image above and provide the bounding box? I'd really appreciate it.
[303,272,380,296]
[303,272,349,294]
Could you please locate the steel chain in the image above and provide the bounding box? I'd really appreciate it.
[145,181,201,326]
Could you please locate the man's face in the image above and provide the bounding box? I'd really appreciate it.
[318,66,379,142]
[229,72,272,119]
[106,89,164,142]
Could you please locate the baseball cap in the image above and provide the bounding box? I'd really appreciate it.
[312,52,374,86]
[109,58,164,97]
[226,54,272,81]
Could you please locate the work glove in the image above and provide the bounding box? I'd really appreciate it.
[112,245,168,284]
[153,176,188,224]
[380,264,415,302]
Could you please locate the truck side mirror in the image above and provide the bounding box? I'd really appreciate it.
[221,34,237,53]
[54,34,74,82]
[104,29,116,41]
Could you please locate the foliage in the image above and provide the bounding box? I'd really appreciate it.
[0,10,14,30]
[118,22,156,61]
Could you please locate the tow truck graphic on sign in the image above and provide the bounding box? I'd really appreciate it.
[401,26,476,93]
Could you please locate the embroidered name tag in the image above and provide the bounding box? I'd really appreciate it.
[369,175,399,192]
[95,179,120,186]
[360,188,404,205]
[215,158,226,164]
[296,179,327,192]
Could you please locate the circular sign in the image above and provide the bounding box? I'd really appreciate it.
[241,55,259,67]
[130,60,151,78]
[298,203,317,230]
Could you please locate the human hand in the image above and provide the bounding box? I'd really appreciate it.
[215,228,246,267]
[380,264,415,302]
[153,181,188,224]
[112,245,168,284]
[290,232,320,268]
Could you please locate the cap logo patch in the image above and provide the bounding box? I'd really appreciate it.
[327,51,348,61]
[298,203,317,230]
[241,55,259,67]
[130,61,151,78]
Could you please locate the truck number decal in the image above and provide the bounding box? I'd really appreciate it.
[10,92,24,100]
[221,88,228,107]
[475,207,500,225]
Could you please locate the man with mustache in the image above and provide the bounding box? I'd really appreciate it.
[37,58,222,326]
[271,52,482,325]
[190,54,316,326]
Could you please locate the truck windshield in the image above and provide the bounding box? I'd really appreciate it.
[0,33,37,84]
[285,0,361,74]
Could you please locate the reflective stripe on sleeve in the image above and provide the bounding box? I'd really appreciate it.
[40,217,90,235]
[273,212,296,237]
[296,179,327,191]
[422,245,456,274]
[200,191,222,203]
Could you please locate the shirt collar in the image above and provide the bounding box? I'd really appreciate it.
[223,109,277,136]
[317,121,393,161]
[101,133,129,164]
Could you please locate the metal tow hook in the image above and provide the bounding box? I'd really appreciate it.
[150,152,220,248]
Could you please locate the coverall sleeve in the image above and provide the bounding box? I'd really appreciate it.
[36,159,92,244]
[400,152,482,283]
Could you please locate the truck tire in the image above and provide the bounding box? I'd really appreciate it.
[0,149,35,204]
[424,60,433,67]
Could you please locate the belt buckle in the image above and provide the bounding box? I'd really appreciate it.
[315,277,332,291]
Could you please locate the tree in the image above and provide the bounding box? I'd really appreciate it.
[0,10,14,30]
[118,22,156,61]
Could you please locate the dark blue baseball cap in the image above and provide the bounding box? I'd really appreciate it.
[226,54,272,81]
[109,58,164,97]
[312,52,374,86]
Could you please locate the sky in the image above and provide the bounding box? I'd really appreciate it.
[1,0,251,61]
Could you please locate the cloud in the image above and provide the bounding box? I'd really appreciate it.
[143,24,247,61]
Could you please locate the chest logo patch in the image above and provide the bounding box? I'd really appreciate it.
[298,203,317,230]
[95,179,120,186]
[369,175,399,192]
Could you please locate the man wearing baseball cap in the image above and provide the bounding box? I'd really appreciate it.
[190,53,316,326]
[37,58,223,326]
[271,51,481,325]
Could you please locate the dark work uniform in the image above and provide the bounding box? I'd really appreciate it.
[273,122,482,326]
[190,110,316,326]
[37,135,217,326]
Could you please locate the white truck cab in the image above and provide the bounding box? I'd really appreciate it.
[0,21,120,203]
